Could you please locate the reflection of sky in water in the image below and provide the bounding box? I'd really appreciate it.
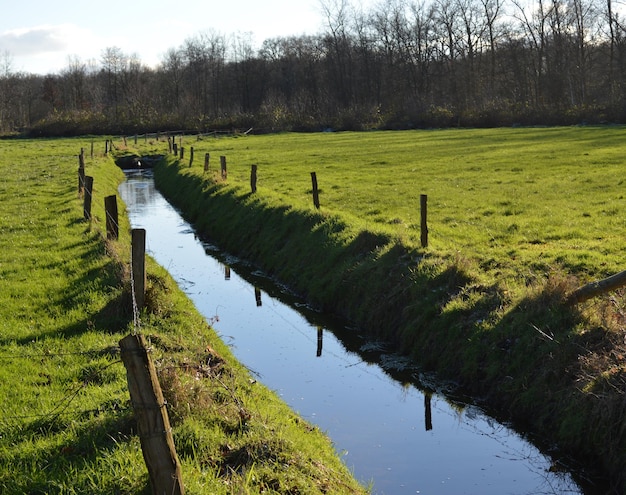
[119,175,583,495]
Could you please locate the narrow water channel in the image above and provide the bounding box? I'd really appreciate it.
[119,170,587,495]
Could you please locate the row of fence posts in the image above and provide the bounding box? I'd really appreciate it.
[168,144,429,248]
[77,147,184,495]
[78,134,431,493]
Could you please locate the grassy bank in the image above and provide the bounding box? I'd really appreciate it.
[127,127,625,492]
[0,138,368,494]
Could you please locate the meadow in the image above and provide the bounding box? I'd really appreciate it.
[2,127,623,492]
[0,137,367,494]
[132,126,626,491]
[144,127,626,291]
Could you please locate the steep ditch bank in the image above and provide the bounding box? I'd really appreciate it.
[153,157,624,493]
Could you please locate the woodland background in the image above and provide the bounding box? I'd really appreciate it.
[2,0,626,135]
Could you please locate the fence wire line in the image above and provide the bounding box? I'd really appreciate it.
[0,358,125,425]
[105,207,120,232]
[0,349,120,360]
[1,156,131,430]
[129,243,141,335]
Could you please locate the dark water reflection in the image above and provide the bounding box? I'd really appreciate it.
[119,171,587,495]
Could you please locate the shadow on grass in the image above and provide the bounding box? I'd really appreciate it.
[1,408,150,494]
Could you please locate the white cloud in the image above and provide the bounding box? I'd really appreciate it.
[0,25,74,56]
[0,24,112,73]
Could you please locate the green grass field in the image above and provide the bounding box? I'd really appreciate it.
[154,127,626,288]
[3,128,623,492]
[0,137,367,494]
[125,126,626,491]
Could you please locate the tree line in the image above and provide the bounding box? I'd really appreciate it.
[2,0,626,136]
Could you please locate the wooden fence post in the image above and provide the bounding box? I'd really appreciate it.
[420,194,428,248]
[189,146,194,167]
[105,140,109,156]
[132,229,146,310]
[311,172,320,209]
[180,147,185,160]
[250,164,257,193]
[204,153,210,173]
[105,195,119,240]
[567,269,626,305]
[168,136,172,154]
[119,334,185,495]
[90,141,94,158]
[78,150,85,197]
[220,156,227,180]
[83,176,94,220]
[173,143,178,156]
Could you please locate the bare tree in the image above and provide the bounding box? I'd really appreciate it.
[479,0,505,94]
[512,0,550,106]
[101,46,127,118]
[62,55,87,110]
[183,31,227,119]
[0,51,14,131]
[320,0,355,105]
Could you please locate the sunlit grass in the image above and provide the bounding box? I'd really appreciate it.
[0,137,367,494]
[127,126,626,491]
[141,127,626,289]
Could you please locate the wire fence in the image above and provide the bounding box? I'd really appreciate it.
[0,147,142,430]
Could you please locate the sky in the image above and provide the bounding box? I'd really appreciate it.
[0,0,372,75]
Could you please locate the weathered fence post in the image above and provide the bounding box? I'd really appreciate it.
[105,140,109,156]
[311,172,320,209]
[420,194,428,248]
[204,153,210,173]
[78,150,85,196]
[173,143,178,156]
[567,269,626,305]
[83,176,94,220]
[250,164,257,193]
[180,147,185,160]
[220,156,227,180]
[134,134,138,145]
[132,229,146,310]
[255,287,262,307]
[119,334,185,495]
[105,195,119,240]
[90,141,94,158]
[189,147,194,167]
[168,136,172,154]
